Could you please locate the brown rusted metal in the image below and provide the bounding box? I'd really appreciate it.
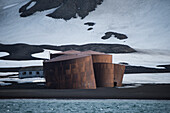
[81,50,105,55]
[44,54,96,89]
[92,54,112,63]
[80,51,112,63]
[51,50,112,64]
[114,64,125,87]
[93,63,114,87]
[50,50,81,59]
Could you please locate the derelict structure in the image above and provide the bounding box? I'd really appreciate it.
[43,50,125,89]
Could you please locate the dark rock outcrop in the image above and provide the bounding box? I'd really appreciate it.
[40,43,136,53]
[102,32,128,40]
[0,43,44,60]
[19,0,103,20]
[19,0,64,17]
[125,64,170,74]
[84,22,96,26]
[87,27,93,31]
[0,43,136,60]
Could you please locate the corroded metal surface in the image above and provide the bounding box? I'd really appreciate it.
[92,54,112,63]
[93,63,114,87]
[50,50,112,64]
[81,50,105,55]
[80,51,112,63]
[50,50,80,59]
[44,55,96,89]
[114,64,125,87]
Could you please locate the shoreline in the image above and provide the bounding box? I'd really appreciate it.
[0,84,170,100]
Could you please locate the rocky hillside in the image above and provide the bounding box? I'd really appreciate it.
[19,0,103,20]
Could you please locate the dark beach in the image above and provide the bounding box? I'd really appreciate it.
[0,83,170,100]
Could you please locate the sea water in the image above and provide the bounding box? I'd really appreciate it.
[0,99,170,113]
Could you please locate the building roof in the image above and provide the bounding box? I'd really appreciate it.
[50,50,104,57]
[19,66,43,71]
[44,54,91,63]
[80,50,105,55]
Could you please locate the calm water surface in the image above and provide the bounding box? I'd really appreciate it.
[0,99,170,113]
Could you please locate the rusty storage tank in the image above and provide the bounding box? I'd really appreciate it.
[93,63,114,87]
[50,50,81,59]
[81,50,112,63]
[43,54,96,89]
[114,64,125,87]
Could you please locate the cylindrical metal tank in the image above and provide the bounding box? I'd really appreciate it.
[93,63,114,87]
[50,50,81,59]
[114,64,125,87]
[92,54,112,63]
[44,54,96,89]
[81,50,105,55]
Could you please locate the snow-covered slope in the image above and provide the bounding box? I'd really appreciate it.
[0,0,170,50]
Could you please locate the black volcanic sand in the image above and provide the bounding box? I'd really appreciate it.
[0,84,170,99]
[0,43,136,60]
[19,0,103,20]
[102,32,128,40]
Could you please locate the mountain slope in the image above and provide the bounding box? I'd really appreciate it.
[0,0,170,50]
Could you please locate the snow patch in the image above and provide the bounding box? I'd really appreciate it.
[26,1,36,10]
[0,52,9,57]
[0,60,43,68]
[123,73,170,84]
[32,49,61,59]
[0,72,18,76]
[117,84,142,89]
[0,77,45,84]
[3,3,19,9]
[0,81,12,86]
[112,49,170,68]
